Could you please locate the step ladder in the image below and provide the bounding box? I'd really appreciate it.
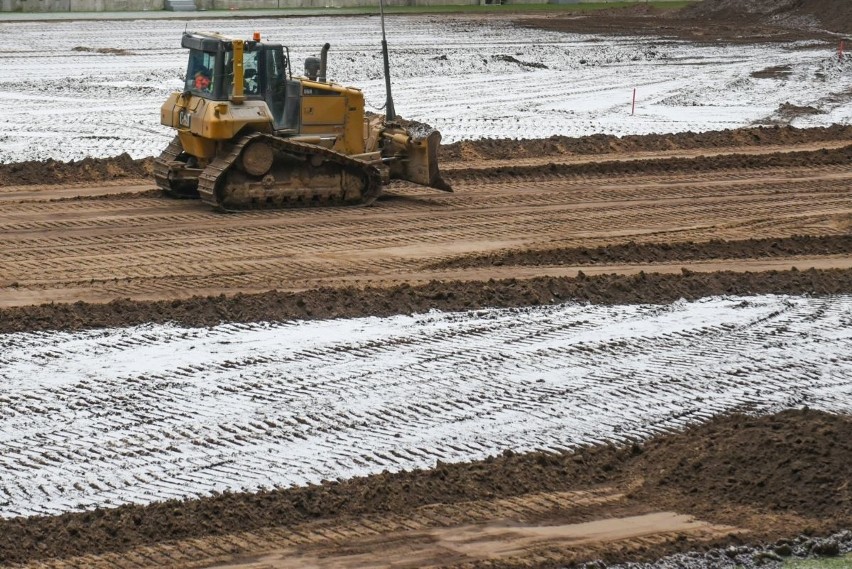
[165,0,196,10]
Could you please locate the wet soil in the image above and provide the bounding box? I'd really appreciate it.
[1,408,848,566]
[682,0,852,37]
[0,154,153,187]
[2,267,852,334]
[447,144,852,181]
[71,45,133,56]
[1,126,849,188]
[438,125,852,163]
[430,235,852,270]
[633,409,852,521]
[586,531,852,568]
[518,0,852,44]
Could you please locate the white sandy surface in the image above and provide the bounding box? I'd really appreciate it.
[0,16,850,163]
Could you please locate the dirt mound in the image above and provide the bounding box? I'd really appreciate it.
[0,154,153,187]
[685,0,803,18]
[439,125,852,163]
[519,2,841,43]
[1,409,848,565]
[431,235,852,270]
[447,144,852,182]
[1,126,848,188]
[682,0,852,34]
[3,267,852,334]
[71,45,133,55]
[636,408,852,519]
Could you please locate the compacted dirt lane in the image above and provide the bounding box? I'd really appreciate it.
[2,138,852,309]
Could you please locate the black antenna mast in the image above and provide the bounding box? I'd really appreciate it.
[379,0,396,121]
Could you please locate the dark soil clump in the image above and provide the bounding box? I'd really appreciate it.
[0,154,153,187]
[634,408,852,520]
[519,0,852,43]
[2,267,852,334]
[447,144,852,182]
[431,235,852,270]
[682,0,852,36]
[439,125,852,163]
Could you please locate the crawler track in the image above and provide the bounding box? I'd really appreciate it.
[197,134,382,212]
[153,135,198,199]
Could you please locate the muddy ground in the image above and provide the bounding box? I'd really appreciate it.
[447,144,852,181]
[2,125,850,187]
[1,15,852,562]
[2,267,851,334]
[2,123,852,332]
[1,408,848,566]
[440,125,852,164]
[430,235,852,270]
[0,154,153,188]
[519,0,852,43]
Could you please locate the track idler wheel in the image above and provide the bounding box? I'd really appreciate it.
[240,140,274,177]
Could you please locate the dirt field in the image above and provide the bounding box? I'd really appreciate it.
[520,0,852,43]
[2,126,852,315]
[2,2,852,567]
[3,109,852,569]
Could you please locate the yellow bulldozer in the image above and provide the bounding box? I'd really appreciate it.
[157,30,450,211]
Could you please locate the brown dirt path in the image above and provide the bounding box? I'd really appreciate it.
[0,181,154,203]
[2,146,852,311]
[202,513,732,569]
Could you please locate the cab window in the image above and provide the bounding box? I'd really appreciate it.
[186,49,217,96]
[223,49,260,98]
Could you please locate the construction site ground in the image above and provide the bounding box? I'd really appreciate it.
[3,124,852,569]
[3,126,852,322]
[2,3,852,568]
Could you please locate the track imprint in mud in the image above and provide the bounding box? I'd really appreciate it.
[1,407,850,568]
[1,294,851,519]
[4,140,852,310]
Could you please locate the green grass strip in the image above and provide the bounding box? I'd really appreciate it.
[784,554,852,569]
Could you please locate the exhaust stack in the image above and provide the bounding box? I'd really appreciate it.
[319,42,330,82]
[378,0,395,121]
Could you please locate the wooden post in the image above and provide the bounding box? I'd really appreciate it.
[632,88,636,115]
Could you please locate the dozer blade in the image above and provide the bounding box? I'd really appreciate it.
[385,128,452,192]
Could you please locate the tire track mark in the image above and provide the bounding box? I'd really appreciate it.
[0,296,850,518]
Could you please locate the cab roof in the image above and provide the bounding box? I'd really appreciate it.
[181,31,261,52]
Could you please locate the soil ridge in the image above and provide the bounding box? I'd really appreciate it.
[2,268,852,334]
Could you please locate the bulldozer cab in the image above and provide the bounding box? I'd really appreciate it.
[181,32,298,131]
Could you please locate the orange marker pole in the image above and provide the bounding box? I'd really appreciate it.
[841,40,845,62]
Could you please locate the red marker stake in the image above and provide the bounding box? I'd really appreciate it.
[632,88,636,115]
[840,40,845,62]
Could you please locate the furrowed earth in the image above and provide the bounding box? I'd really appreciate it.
[0,410,850,567]
[1,1,852,567]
